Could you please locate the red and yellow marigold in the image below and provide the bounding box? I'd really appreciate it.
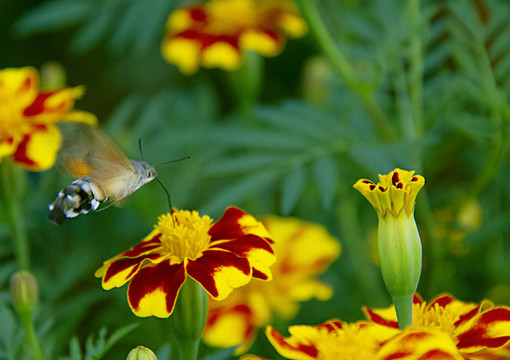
[257,319,464,360]
[95,207,276,318]
[0,67,96,171]
[161,0,307,74]
[203,215,340,352]
[364,293,510,358]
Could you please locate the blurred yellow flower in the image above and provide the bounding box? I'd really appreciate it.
[161,0,307,74]
[433,199,483,256]
[0,67,96,171]
[203,215,340,352]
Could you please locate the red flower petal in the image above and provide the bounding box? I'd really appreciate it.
[266,326,319,360]
[428,294,456,309]
[364,307,399,329]
[210,234,274,257]
[103,254,162,287]
[121,233,162,258]
[23,92,53,117]
[209,207,273,248]
[186,249,251,299]
[189,7,207,22]
[209,207,254,241]
[127,260,186,318]
[456,307,510,350]
[12,132,37,167]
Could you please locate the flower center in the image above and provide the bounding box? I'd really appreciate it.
[155,210,213,262]
[412,303,457,336]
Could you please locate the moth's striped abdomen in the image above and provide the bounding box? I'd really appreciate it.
[48,179,105,224]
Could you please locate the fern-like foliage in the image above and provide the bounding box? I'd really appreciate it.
[59,324,139,360]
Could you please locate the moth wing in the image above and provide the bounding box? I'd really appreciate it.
[57,122,136,182]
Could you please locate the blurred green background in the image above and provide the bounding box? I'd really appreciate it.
[2,0,510,359]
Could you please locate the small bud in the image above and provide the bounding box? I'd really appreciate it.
[126,346,158,360]
[10,271,39,312]
[40,61,67,90]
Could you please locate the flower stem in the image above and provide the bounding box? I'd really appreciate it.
[392,295,413,329]
[228,50,263,121]
[168,279,208,360]
[298,0,396,141]
[0,159,30,270]
[18,308,44,360]
[1,161,44,359]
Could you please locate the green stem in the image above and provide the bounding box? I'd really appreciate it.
[228,50,263,121]
[168,279,208,360]
[392,295,413,329]
[18,308,44,360]
[299,0,396,141]
[1,161,44,358]
[0,160,30,270]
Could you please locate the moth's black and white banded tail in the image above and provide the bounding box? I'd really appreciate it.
[48,179,104,225]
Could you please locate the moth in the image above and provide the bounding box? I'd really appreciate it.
[48,123,158,224]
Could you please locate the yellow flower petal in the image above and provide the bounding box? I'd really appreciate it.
[161,37,202,75]
[240,30,281,56]
[201,42,242,71]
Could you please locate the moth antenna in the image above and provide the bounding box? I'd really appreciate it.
[138,138,144,161]
[154,156,190,167]
[155,177,175,226]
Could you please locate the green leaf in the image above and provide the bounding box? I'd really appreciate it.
[203,169,282,215]
[255,101,344,141]
[70,4,115,54]
[14,0,93,36]
[63,337,82,360]
[281,164,306,215]
[313,155,338,209]
[100,323,140,357]
[105,95,144,139]
[213,127,310,150]
[0,306,17,352]
[204,154,285,176]
[202,347,237,360]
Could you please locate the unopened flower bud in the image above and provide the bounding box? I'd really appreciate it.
[10,270,39,312]
[354,168,425,328]
[126,346,158,360]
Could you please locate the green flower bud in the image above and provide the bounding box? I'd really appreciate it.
[126,346,158,360]
[354,168,425,328]
[10,270,39,312]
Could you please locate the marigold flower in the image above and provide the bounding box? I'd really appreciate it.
[265,320,399,360]
[250,319,467,360]
[364,293,510,357]
[203,215,340,352]
[95,207,276,318]
[161,0,307,74]
[354,168,425,328]
[0,67,96,171]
